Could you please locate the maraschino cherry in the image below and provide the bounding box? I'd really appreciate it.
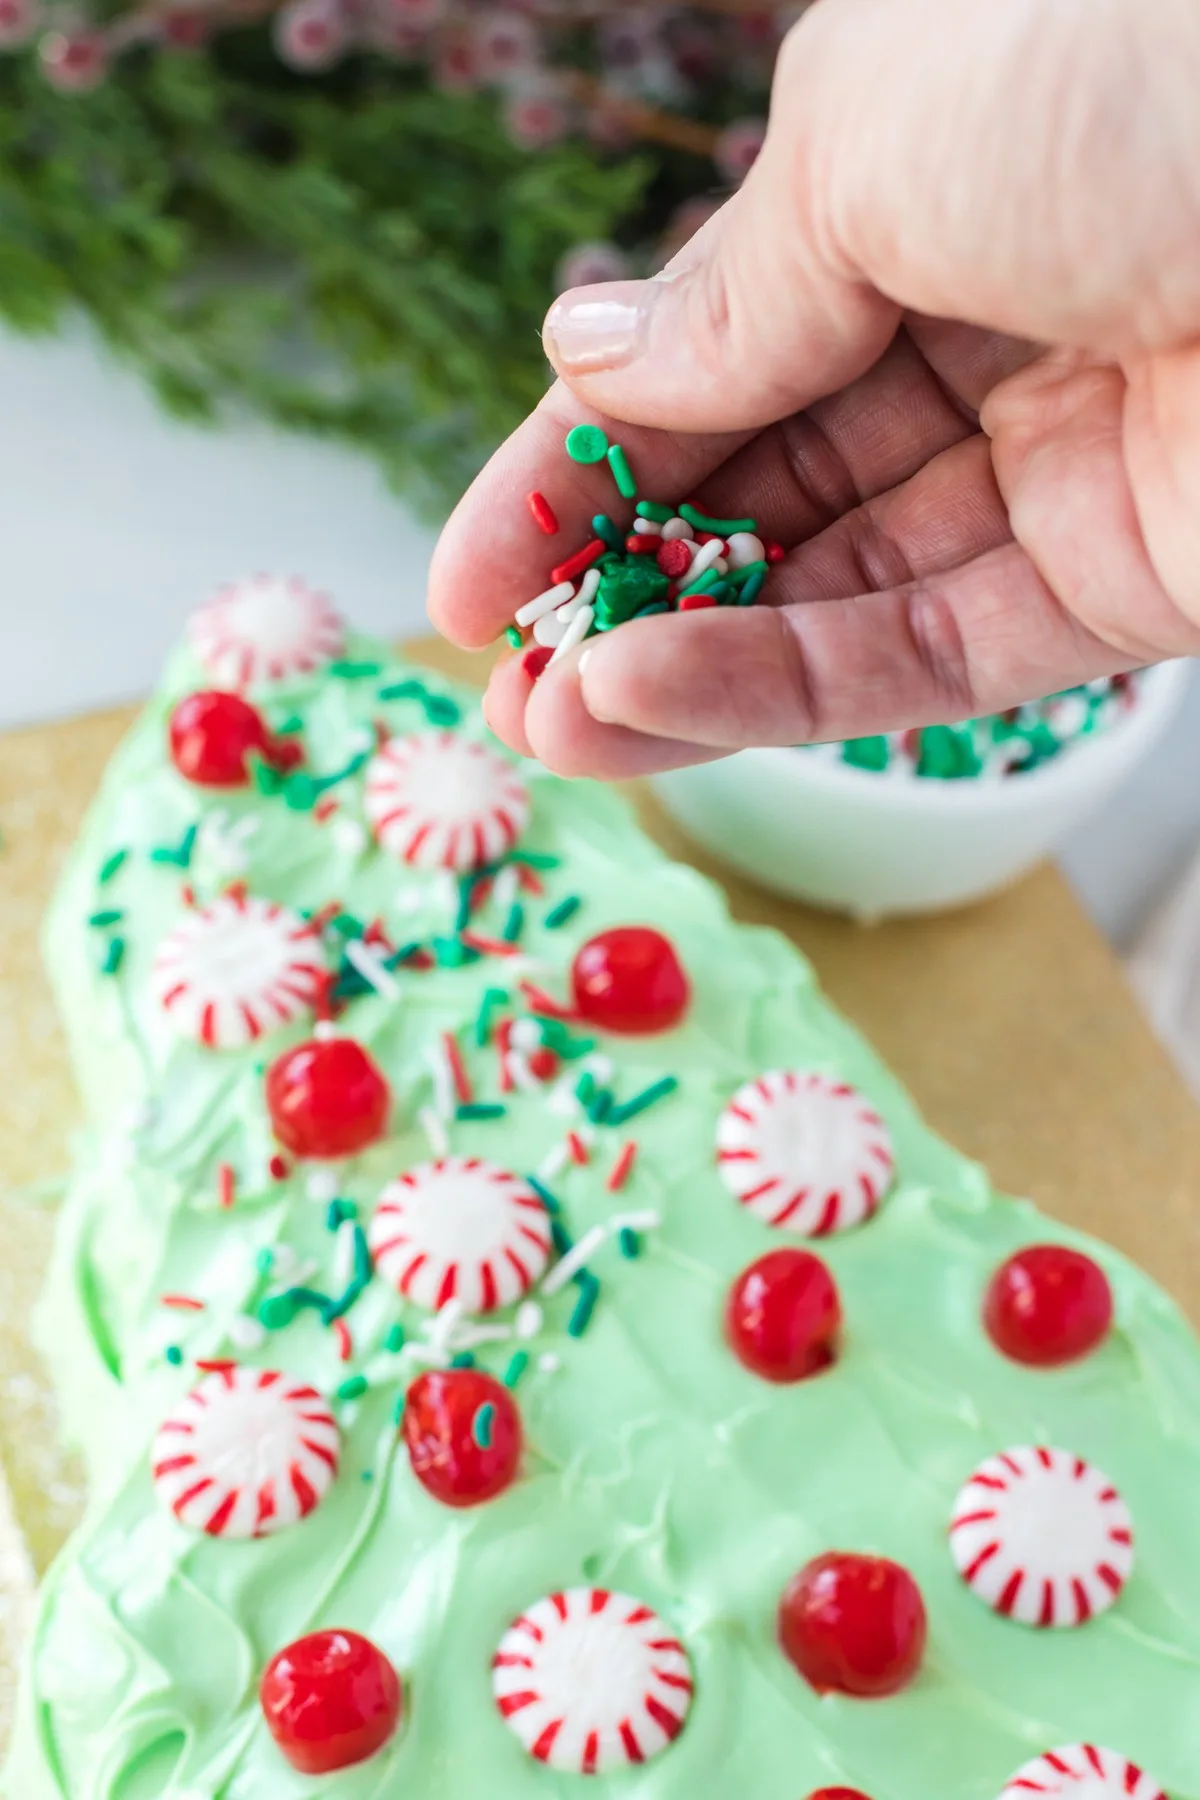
[169,690,301,788]
[402,1368,521,1508]
[571,927,690,1035]
[984,1244,1114,1367]
[726,1249,841,1382]
[265,1035,390,1159]
[806,1790,875,1800]
[779,1552,927,1699]
[260,1628,401,1775]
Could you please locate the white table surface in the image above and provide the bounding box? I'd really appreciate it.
[2,322,1197,952]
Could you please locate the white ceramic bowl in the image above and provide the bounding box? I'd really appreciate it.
[651,662,1191,919]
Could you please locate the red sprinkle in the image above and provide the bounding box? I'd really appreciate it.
[527,491,559,536]
[442,1031,473,1105]
[181,884,197,909]
[269,1154,291,1182]
[566,1130,589,1166]
[196,1357,237,1374]
[527,1046,559,1081]
[496,1018,514,1094]
[314,797,339,823]
[656,539,693,578]
[679,592,718,611]
[518,980,580,1021]
[765,540,786,563]
[217,1163,236,1210]
[160,1293,206,1311]
[516,863,544,896]
[311,901,344,931]
[460,930,521,958]
[521,645,553,682]
[606,1141,638,1192]
[332,1318,353,1362]
[550,538,605,585]
[625,534,658,555]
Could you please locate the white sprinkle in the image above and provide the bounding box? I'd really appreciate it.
[549,604,594,665]
[579,1052,616,1085]
[533,607,570,648]
[541,1225,608,1296]
[492,863,520,915]
[516,580,575,627]
[449,1321,516,1350]
[714,556,729,575]
[429,1044,456,1122]
[515,1300,544,1340]
[333,1218,358,1290]
[538,1352,561,1374]
[418,1104,449,1158]
[632,517,662,536]
[609,1209,661,1234]
[427,1298,465,1355]
[576,567,601,609]
[725,531,765,568]
[508,1050,542,1094]
[403,1342,453,1369]
[345,938,400,1000]
[305,1169,340,1204]
[686,537,726,581]
[546,1075,581,1118]
[660,516,691,541]
[313,1019,338,1043]
[537,1141,570,1181]
[510,1018,544,1052]
[434,871,459,919]
[229,1316,267,1352]
[331,817,369,858]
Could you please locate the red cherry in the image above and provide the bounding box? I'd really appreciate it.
[806,1791,875,1800]
[571,927,690,1035]
[260,1629,401,1775]
[402,1368,521,1508]
[779,1553,927,1698]
[726,1249,841,1383]
[168,690,299,788]
[265,1037,390,1160]
[984,1244,1113,1367]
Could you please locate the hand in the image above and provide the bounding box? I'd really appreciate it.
[429,0,1200,778]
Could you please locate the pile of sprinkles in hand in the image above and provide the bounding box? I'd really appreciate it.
[508,423,783,679]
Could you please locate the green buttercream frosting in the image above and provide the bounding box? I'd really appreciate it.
[7,622,1200,1800]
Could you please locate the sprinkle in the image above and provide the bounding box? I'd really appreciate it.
[150,823,199,868]
[450,1350,476,1369]
[501,901,525,943]
[551,601,594,664]
[607,1141,638,1192]
[98,848,128,885]
[542,1225,607,1296]
[419,1104,450,1157]
[516,864,544,896]
[101,937,126,975]
[606,443,637,499]
[729,558,769,588]
[550,540,605,586]
[525,1174,562,1214]
[607,1076,678,1126]
[566,1130,589,1167]
[565,423,609,464]
[527,491,559,535]
[217,1164,236,1210]
[765,540,786,563]
[332,1318,353,1362]
[543,895,582,930]
[330,659,383,678]
[377,678,426,701]
[429,1298,465,1355]
[442,1031,473,1105]
[587,1088,614,1124]
[473,1401,496,1448]
[625,534,658,554]
[306,1168,340,1205]
[160,1293,205,1311]
[505,626,523,649]
[503,1349,529,1388]
[393,1392,407,1425]
[88,908,123,928]
[229,1316,267,1351]
[539,1141,571,1181]
[550,1217,573,1258]
[634,500,672,522]
[567,1274,600,1338]
[496,1018,515,1094]
[575,1069,595,1107]
[475,986,507,1046]
[165,1345,184,1366]
[333,1217,358,1288]
[336,1374,369,1402]
[515,1300,544,1338]
[739,570,767,606]
[516,581,575,628]
[460,929,521,959]
[457,1102,506,1121]
[325,1199,350,1232]
[345,938,401,1000]
[591,513,624,552]
[519,980,579,1021]
[618,1226,640,1258]
[385,1323,406,1353]
[679,504,757,536]
[538,1352,561,1373]
[195,1357,238,1375]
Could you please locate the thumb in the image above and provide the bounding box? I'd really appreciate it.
[541,65,899,432]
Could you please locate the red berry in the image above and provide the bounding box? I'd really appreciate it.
[265,1037,391,1160]
[984,1244,1113,1367]
[656,539,693,578]
[779,1553,927,1698]
[726,1249,841,1383]
[571,927,690,1035]
[260,1629,401,1775]
[402,1369,521,1508]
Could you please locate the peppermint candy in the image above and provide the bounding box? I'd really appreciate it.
[715,1070,894,1236]
[492,1588,693,1773]
[949,1446,1134,1627]
[369,1158,551,1313]
[997,1746,1166,1799]
[364,732,530,871]
[188,575,344,688]
[153,892,327,1049]
[151,1365,340,1538]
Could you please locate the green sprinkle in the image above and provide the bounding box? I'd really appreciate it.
[729,558,769,588]
[587,1089,613,1124]
[567,1274,600,1338]
[273,713,305,735]
[843,736,891,773]
[101,937,126,976]
[378,679,426,702]
[738,570,767,606]
[526,1175,562,1214]
[424,694,462,727]
[98,849,128,885]
[678,568,723,599]
[635,500,674,523]
[566,423,609,464]
[165,1344,184,1367]
[457,1102,506,1121]
[283,773,320,812]
[454,876,475,936]
[505,626,523,649]
[150,822,199,867]
[329,912,366,940]
[510,850,560,870]
[550,1218,573,1258]
[543,895,581,930]
[607,1076,678,1126]
[250,758,284,797]
[679,503,758,535]
[592,513,624,552]
[362,1469,375,1483]
[433,936,477,968]
[475,986,507,1047]
[503,1349,530,1389]
[325,1199,354,1231]
[385,1323,406,1354]
[393,1392,407,1426]
[554,1034,596,1062]
[88,908,123,928]
[473,1401,496,1449]
[501,902,525,944]
[450,1350,476,1370]
[707,582,734,605]
[329,659,383,678]
[258,1286,330,1330]
[336,1375,369,1403]
[353,1226,372,1288]
[618,1226,640,1259]
[575,1070,596,1107]
[634,601,670,619]
[255,1247,275,1276]
[388,940,424,967]
[607,443,637,499]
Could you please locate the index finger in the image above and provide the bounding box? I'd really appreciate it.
[427,378,752,650]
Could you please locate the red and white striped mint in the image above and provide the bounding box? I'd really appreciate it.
[153,891,327,1049]
[188,575,344,688]
[949,1446,1134,1627]
[369,1157,551,1314]
[492,1588,693,1773]
[363,732,530,872]
[151,1366,340,1539]
[998,1745,1166,1799]
[715,1070,894,1236]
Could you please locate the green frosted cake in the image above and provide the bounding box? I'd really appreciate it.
[8,576,1200,1799]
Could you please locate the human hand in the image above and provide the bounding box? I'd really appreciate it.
[429,0,1200,778]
